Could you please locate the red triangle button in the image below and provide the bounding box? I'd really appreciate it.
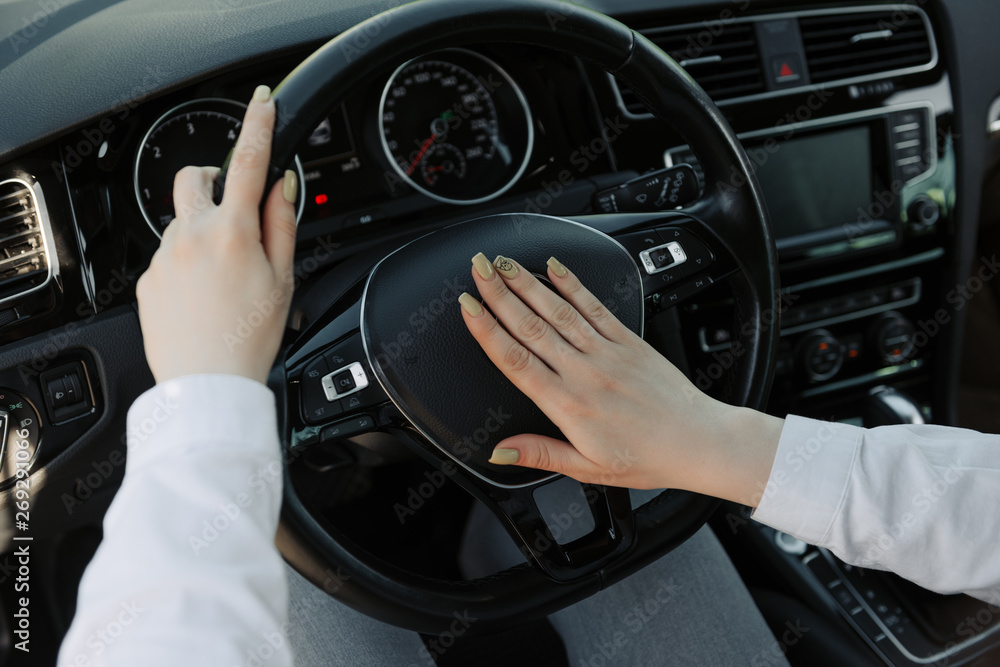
[779,62,795,78]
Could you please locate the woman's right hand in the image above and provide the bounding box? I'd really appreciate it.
[458,253,784,504]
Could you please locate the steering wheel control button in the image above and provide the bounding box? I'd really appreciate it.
[304,356,329,381]
[39,362,93,424]
[47,376,68,409]
[319,334,389,413]
[321,362,369,402]
[661,275,715,309]
[592,165,699,213]
[320,415,375,443]
[657,227,715,277]
[300,356,345,425]
[331,371,356,393]
[302,389,343,425]
[638,242,686,276]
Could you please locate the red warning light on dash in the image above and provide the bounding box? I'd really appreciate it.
[314,194,329,205]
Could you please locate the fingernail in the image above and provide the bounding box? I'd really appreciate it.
[458,292,483,317]
[489,448,520,465]
[252,84,272,103]
[493,255,519,279]
[283,169,298,203]
[547,257,568,277]
[472,252,495,280]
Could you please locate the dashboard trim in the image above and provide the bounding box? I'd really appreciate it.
[608,4,939,116]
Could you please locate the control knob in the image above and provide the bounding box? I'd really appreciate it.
[907,195,941,230]
[797,329,844,382]
[871,312,916,365]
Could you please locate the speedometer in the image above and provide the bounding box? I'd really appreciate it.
[379,50,534,205]
[134,98,305,237]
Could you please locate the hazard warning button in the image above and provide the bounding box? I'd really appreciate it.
[770,53,803,85]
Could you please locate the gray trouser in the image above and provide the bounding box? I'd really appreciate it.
[287,490,789,667]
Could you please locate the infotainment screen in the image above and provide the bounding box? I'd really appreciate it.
[751,126,873,240]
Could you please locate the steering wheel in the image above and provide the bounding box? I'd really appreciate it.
[257,0,778,635]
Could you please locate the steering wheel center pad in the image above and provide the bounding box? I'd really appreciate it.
[361,213,644,488]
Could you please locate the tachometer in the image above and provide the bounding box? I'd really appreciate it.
[134,98,305,237]
[379,50,534,205]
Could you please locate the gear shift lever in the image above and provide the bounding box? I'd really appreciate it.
[864,385,925,426]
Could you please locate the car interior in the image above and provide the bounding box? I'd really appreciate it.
[0,0,998,665]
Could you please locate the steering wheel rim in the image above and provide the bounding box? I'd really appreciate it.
[259,0,779,635]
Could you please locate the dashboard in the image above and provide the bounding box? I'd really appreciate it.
[0,0,999,665]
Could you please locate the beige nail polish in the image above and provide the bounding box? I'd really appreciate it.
[547,257,568,277]
[471,252,495,280]
[252,84,271,103]
[458,292,484,317]
[493,255,519,279]
[489,448,520,465]
[282,170,298,204]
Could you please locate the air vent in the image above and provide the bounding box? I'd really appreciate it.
[0,179,52,303]
[800,8,934,84]
[616,22,765,113]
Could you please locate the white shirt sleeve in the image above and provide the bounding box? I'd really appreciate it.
[57,374,292,667]
[754,414,1000,605]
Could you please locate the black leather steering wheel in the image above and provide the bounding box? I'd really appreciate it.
[258,0,778,636]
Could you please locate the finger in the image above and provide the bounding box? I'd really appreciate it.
[459,291,560,402]
[492,255,600,352]
[261,170,298,283]
[488,434,602,481]
[172,166,219,222]
[222,85,275,221]
[470,253,578,369]
[546,257,635,344]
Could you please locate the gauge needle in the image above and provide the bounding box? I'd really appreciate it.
[407,134,437,175]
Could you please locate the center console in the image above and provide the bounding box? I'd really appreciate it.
[669,101,948,426]
[587,3,997,662]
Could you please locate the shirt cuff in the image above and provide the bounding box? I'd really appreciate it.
[752,414,863,546]
[125,374,280,470]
